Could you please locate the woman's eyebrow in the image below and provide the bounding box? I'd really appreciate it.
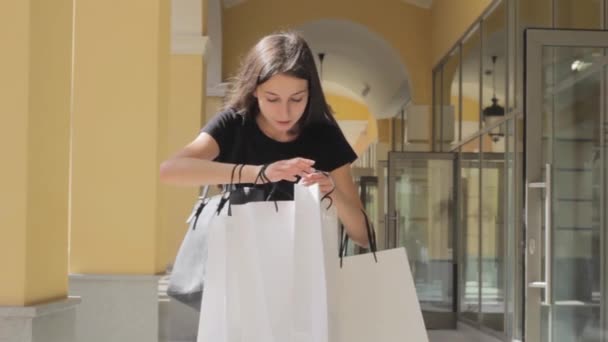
[264,89,308,96]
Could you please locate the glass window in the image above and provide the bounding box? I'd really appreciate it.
[481,125,507,333]
[443,46,461,148]
[433,68,443,151]
[461,25,482,141]
[459,137,481,322]
[392,111,405,152]
[481,1,507,135]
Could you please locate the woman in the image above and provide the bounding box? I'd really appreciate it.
[159,31,369,247]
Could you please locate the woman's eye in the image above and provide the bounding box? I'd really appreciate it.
[266,98,279,103]
[290,98,303,103]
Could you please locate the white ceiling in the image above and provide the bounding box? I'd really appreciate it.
[322,80,367,104]
[297,19,412,119]
[337,120,369,147]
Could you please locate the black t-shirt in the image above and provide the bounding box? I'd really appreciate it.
[201,108,358,199]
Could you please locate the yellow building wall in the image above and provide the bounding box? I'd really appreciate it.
[1,0,29,306]
[377,119,391,145]
[162,0,214,268]
[431,0,492,65]
[326,94,370,121]
[222,0,433,105]
[70,0,170,275]
[206,96,225,122]
[555,0,602,29]
[1,0,73,305]
[325,92,377,156]
[162,56,206,270]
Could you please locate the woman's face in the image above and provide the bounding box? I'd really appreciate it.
[254,73,309,139]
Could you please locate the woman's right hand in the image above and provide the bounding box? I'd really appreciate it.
[261,158,316,182]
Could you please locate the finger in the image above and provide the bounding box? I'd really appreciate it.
[303,175,326,184]
[298,166,316,175]
[301,175,321,184]
[291,166,314,178]
[294,159,316,172]
[294,157,315,165]
[302,172,320,179]
[320,188,333,195]
[300,177,313,185]
[316,171,330,179]
[320,183,333,191]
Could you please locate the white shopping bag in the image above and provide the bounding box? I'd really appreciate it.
[292,183,339,342]
[337,248,429,342]
[197,199,297,342]
[295,183,429,342]
[196,202,228,341]
[228,201,295,341]
[199,183,426,342]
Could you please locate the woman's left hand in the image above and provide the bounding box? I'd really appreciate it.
[300,171,335,196]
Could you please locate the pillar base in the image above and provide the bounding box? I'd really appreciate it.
[69,274,161,342]
[0,297,80,342]
[158,275,199,342]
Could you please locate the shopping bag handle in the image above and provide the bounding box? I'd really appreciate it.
[315,171,334,209]
[224,163,292,214]
[339,209,378,267]
[188,184,212,230]
[255,163,295,206]
[218,163,241,215]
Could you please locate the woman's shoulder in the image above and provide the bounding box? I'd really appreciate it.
[304,120,358,171]
[200,107,247,142]
[209,107,246,126]
[305,120,345,140]
[202,107,250,134]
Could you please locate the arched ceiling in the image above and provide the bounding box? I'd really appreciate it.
[296,19,412,119]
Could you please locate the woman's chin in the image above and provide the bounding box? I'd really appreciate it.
[272,122,295,133]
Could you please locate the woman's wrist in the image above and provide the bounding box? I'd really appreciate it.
[242,164,263,183]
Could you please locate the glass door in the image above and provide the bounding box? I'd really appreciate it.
[360,175,378,235]
[525,29,608,342]
[377,160,389,251]
[387,151,457,329]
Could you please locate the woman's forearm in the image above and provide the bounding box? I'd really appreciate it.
[159,158,260,186]
[331,188,370,248]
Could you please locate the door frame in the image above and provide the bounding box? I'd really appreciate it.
[387,151,458,329]
[524,28,608,342]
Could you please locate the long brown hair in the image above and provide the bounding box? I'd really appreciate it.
[223,31,337,130]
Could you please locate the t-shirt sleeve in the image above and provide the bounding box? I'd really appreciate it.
[200,109,242,162]
[316,124,358,172]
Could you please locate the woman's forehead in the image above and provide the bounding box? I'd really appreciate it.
[259,73,308,95]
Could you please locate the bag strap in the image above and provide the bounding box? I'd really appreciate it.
[316,171,334,209]
[190,185,211,230]
[219,163,241,216]
[339,209,378,267]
